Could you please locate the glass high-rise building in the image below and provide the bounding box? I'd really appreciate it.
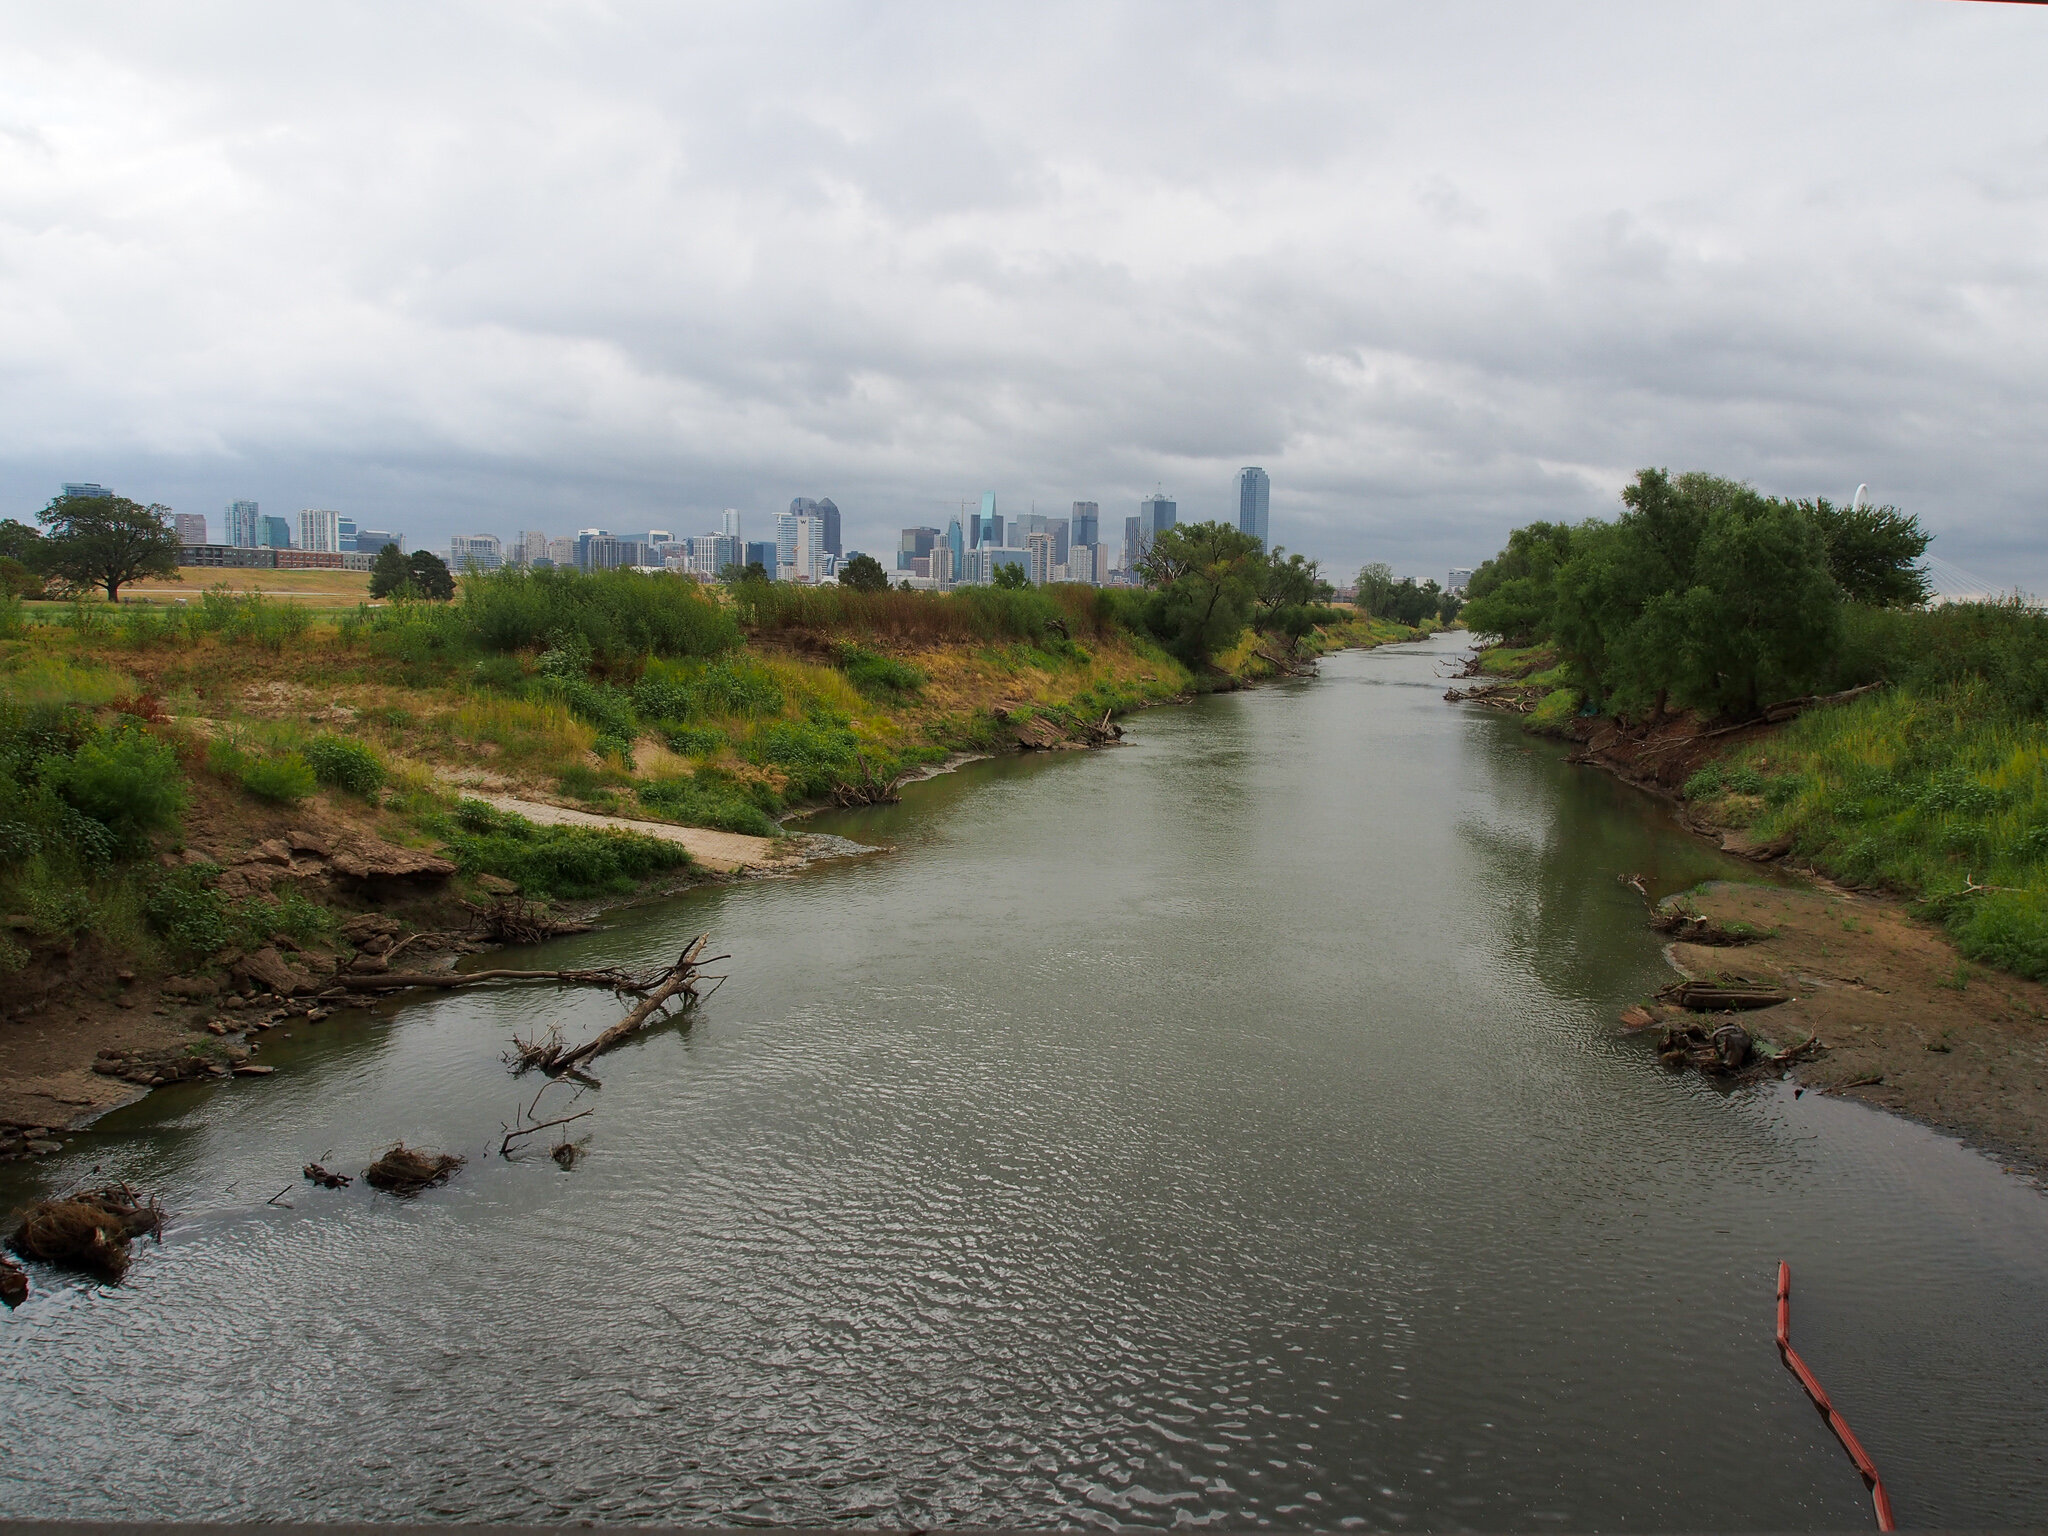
[1070,501,1099,551]
[299,508,341,553]
[1235,467,1270,548]
[226,500,262,549]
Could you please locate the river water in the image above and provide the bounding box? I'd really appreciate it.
[6,635,2048,1529]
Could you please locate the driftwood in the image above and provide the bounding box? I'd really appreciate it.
[340,965,649,994]
[361,1144,463,1195]
[470,896,596,946]
[514,936,720,1076]
[0,1254,25,1309]
[302,1162,352,1189]
[1659,1020,1754,1075]
[1648,908,1759,947]
[831,753,901,808]
[8,1185,165,1281]
[1656,978,1791,1012]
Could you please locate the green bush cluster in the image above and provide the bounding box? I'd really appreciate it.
[303,734,386,796]
[207,738,318,804]
[833,643,925,700]
[750,713,860,799]
[432,798,692,897]
[637,773,780,837]
[0,705,184,872]
[459,567,739,662]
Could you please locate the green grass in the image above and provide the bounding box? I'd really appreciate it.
[1694,681,2048,978]
[432,798,693,898]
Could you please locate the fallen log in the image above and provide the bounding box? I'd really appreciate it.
[514,936,721,1076]
[1,1254,27,1308]
[339,965,649,994]
[1656,978,1791,1011]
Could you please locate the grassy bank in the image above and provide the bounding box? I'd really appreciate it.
[1463,602,2048,981]
[2,571,1422,991]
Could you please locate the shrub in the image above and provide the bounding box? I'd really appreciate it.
[303,734,386,797]
[228,748,317,805]
[637,774,780,837]
[1683,765,1725,800]
[459,568,739,661]
[659,723,726,756]
[144,865,230,963]
[750,715,859,799]
[834,643,925,700]
[54,724,185,851]
[472,654,527,691]
[432,798,691,898]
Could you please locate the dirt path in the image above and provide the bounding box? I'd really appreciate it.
[1663,881,2048,1172]
[479,796,804,875]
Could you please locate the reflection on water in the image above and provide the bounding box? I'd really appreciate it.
[4,635,2046,1529]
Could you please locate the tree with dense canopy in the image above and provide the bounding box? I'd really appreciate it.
[367,542,409,598]
[1461,468,1934,721]
[991,561,1031,590]
[837,552,889,591]
[407,549,456,601]
[36,492,182,601]
[1135,521,1265,666]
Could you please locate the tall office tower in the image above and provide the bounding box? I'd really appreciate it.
[721,508,742,541]
[974,491,1003,551]
[1009,512,1047,550]
[338,516,358,551]
[1024,531,1055,587]
[744,540,777,573]
[62,482,113,499]
[226,500,262,548]
[945,518,966,579]
[1048,517,1071,565]
[815,498,841,556]
[646,530,673,552]
[929,539,955,587]
[781,514,826,582]
[546,536,575,567]
[1123,515,1143,571]
[449,534,503,572]
[1140,493,1177,543]
[573,529,608,570]
[1071,501,1099,551]
[896,525,939,570]
[1447,567,1474,597]
[1235,467,1270,548]
[173,513,208,545]
[299,508,341,553]
[519,531,548,567]
[1062,543,1100,586]
[261,515,294,549]
[356,528,402,555]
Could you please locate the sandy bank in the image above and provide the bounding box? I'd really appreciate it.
[1660,881,2048,1174]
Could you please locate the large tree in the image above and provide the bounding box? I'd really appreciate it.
[367,542,410,598]
[407,548,456,601]
[38,492,182,601]
[1137,521,1265,667]
[838,552,889,591]
[1801,497,1932,606]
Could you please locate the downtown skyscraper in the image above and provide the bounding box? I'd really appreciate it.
[1235,467,1270,548]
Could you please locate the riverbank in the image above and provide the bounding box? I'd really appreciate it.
[1,589,1423,1146]
[1650,880,2048,1175]
[1447,644,2048,1170]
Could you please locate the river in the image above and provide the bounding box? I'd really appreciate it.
[5,634,2047,1528]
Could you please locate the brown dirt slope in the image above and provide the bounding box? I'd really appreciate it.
[1666,881,2048,1171]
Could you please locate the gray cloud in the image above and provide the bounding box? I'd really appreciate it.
[2,0,2045,589]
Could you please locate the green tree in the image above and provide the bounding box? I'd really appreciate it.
[1255,549,1333,638]
[37,492,182,601]
[1458,522,1575,643]
[367,542,409,598]
[1138,521,1265,667]
[0,519,46,568]
[1354,561,1397,619]
[991,561,1031,590]
[838,552,889,591]
[407,549,456,601]
[1802,497,1932,606]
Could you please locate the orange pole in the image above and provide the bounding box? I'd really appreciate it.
[1776,1262,1897,1531]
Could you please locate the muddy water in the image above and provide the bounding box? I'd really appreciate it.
[5,634,2047,1528]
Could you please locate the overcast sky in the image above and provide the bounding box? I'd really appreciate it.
[3,1,2044,588]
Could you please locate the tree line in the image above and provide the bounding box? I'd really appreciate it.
[1459,469,1932,720]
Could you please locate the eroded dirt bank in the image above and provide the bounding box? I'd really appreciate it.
[1653,881,2048,1173]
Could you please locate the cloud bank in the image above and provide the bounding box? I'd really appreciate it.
[2,0,2044,586]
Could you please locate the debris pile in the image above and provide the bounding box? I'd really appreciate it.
[302,1162,352,1189]
[1659,1020,1755,1075]
[361,1144,464,1196]
[8,1185,165,1281]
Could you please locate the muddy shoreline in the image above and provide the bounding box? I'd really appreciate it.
[1445,666,2048,1179]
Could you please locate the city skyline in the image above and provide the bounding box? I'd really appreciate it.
[6,6,2041,593]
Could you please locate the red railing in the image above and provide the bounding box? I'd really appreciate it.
[1776,1261,1897,1531]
